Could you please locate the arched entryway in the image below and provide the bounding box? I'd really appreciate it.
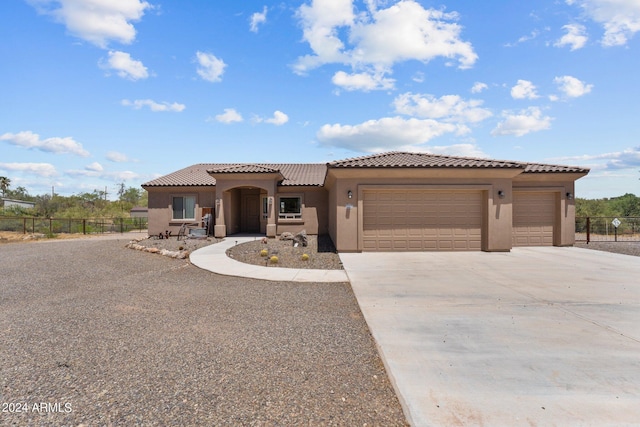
[222,186,270,235]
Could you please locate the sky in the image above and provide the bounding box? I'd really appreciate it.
[1,0,640,200]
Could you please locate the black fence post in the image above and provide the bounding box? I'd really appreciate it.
[586,217,590,244]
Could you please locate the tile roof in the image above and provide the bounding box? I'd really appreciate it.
[328,151,524,169]
[522,162,590,173]
[141,153,589,188]
[208,165,281,174]
[328,151,590,174]
[142,163,327,187]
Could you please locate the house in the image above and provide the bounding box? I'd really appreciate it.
[1,198,36,210]
[141,151,589,252]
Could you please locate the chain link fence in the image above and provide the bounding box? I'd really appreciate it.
[0,216,147,236]
[576,217,640,243]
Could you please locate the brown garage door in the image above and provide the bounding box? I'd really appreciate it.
[512,192,556,246]
[362,189,483,251]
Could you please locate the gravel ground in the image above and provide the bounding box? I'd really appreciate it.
[132,234,344,270]
[0,238,407,426]
[227,235,343,270]
[575,241,640,257]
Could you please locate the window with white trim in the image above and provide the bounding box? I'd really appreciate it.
[262,196,269,219]
[278,196,302,219]
[172,195,196,220]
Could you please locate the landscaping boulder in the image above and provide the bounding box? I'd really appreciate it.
[294,230,308,247]
[280,232,295,241]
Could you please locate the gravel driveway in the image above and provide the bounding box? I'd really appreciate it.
[0,238,406,426]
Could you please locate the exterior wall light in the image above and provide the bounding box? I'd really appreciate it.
[347,190,353,199]
[268,196,273,206]
[215,198,221,207]
[497,190,505,199]
[566,192,574,200]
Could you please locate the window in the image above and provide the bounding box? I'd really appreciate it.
[172,196,196,220]
[262,196,269,219]
[278,196,302,219]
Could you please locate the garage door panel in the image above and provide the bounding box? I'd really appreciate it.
[513,192,556,247]
[363,189,483,251]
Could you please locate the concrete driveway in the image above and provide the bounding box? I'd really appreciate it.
[340,247,640,427]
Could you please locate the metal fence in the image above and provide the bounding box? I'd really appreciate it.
[576,217,640,243]
[0,216,148,235]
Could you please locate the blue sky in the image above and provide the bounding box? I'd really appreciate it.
[1,0,639,200]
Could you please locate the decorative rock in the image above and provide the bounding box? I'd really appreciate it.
[294,230,308,247]
[280,232,294,241]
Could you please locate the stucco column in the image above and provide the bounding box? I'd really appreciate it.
[266,195,276,237]
[214,192,226,238]
[485,182,512,252]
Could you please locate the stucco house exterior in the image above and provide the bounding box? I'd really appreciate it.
[141,151,589,252]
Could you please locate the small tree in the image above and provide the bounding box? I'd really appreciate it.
[0,176,10,197]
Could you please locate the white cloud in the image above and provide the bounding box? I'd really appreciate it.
[195,51,226,82]
[317,116,459,152]
[0,162,57,177]
[250,6,268,32]
[294,0,354,72]
[0,130,89,157]
[491,107,553,137]
[505,29,543,47]
[294,0,477,90]
[555,23,588,50]
[101,50,148,80]
[85,162,104,172]
[106,151,130,162]
[471,82,488,93]
[28,0,151,48]
[121,99,186,112]
[214,108,244,124]
[393,93,493,124]
[554,146,640,169]
[349,2,477,68]
[254,110,290,125]
[332,70,395,91]
[510,80,539,100]
[569,0,640,46]
[264,110,289,125]
[554,75,593,98]
[66,167,140,181]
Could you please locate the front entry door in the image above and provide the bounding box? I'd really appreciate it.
[241,194,260,233]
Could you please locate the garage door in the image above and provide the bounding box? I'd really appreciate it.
[362,189,483,251]
[512,192,556,246]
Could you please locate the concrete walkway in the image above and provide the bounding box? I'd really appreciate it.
[340,247,640,427]
[190,236,349,282]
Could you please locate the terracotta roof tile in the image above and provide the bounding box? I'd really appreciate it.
[142,164,216,187]
[328,151,524,169]
[142,153,589,188]
[522,163,590,173]
[142,163,327,187]
[328,151,590,174]
[208,165,281,174]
